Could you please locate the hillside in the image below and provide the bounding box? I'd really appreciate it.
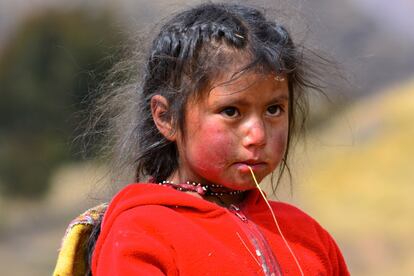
[294,78,414,275]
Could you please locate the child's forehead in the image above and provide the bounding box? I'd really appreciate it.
[208,70,287,96]
[184,71,290,110]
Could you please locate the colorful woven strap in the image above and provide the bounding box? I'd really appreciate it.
[53,203,107,276]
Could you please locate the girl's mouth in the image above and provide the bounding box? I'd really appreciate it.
[235,161,266,173]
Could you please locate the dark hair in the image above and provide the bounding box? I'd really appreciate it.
[139,2,300,183]
[88,3,318,185]
[85,2,326,271]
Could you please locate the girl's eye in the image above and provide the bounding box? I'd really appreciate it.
[266,105,282,116]
[221,107,239,118]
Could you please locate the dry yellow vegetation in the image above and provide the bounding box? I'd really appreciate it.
[294,79,414,275]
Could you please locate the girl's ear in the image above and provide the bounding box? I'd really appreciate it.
[151,95,176,141]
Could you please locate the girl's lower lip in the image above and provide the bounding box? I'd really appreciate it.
[235,163,266,173]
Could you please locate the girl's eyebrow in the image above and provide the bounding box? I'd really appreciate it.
[212,93,289,106]
[264,95,289,106]
[270,94,289,102]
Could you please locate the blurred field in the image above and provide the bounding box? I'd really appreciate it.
[0,79,413,275]
[295,78,414,275]
[0,163,110,275]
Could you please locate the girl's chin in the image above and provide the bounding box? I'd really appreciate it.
[195,165,270,190]
[234,162,268,175]
[221,175,264,191]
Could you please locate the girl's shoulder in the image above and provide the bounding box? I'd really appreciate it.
[269,200,333,237]
[244,191,349,274]
[245,190,338,245]
[270,201,318,224]
[266,200,346,258]
[266,201,349,274]
[246,190,325,229]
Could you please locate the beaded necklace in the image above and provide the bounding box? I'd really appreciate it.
[158,180,243,196]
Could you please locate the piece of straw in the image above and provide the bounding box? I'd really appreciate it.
[248,166,304,276]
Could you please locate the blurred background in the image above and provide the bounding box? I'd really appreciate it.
[0,0,413,275]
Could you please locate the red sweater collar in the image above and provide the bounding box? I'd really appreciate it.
[101,183,267,228]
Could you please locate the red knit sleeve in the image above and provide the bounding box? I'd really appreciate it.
[93,209,178,276]
[321,227,350,276]
[267,201,350,275]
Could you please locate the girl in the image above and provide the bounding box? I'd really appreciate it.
[57,2,350,275]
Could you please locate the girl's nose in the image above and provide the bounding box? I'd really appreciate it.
[241,118,266,148]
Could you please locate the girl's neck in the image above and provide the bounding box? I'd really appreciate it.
[165,172,246,207]
[203,193,246,208]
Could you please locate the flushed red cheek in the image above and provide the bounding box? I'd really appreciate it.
[269,130,288,165]
[189,124,234,177]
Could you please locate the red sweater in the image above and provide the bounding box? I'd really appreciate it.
[92,183,349,275]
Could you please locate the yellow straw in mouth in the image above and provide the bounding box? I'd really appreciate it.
[248,166,304,276]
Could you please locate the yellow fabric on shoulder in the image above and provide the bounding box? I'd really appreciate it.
[53,203,107,276]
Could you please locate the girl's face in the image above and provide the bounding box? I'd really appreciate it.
[173,72,289,190]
